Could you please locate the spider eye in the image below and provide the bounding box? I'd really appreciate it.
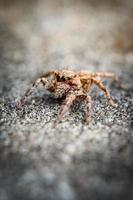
[67,77,71,80]
[56,75,60,81]
[61,76,66,81]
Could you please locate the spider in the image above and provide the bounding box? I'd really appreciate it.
[18,69,117,127]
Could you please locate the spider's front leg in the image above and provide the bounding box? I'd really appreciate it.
[53,93,76,127]
[17,76,48,109]
[17,71,56,109]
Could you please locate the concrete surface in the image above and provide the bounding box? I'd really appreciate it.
[0,0,133,200]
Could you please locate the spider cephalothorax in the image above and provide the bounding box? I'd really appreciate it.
[18,69,117,127]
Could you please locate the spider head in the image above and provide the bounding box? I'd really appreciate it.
[55,70,76,82]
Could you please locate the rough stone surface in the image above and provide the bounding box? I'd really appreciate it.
[0,0,133,200]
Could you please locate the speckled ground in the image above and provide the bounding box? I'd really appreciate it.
[0,0,133,200]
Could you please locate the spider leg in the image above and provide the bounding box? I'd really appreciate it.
[84,95,92,124]
[76,94,92,124]
[53,93,76,127]
[40,71,55,78]
[79,71,117,80]
[92,77,116,107]
[91,72,117,79]
[18,77,48,109]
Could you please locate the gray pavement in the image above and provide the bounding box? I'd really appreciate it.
[0,0,133,200]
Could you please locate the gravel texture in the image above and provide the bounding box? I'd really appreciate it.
[0,0,133,200]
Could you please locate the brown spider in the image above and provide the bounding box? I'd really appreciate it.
[18,69,117,127]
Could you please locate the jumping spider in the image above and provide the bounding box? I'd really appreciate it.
[18,69,117,127]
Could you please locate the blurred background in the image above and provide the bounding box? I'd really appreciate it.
[0,1,133,200]
[0,0,133,73]
[0,0,133,98]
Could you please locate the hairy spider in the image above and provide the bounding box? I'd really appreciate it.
[18,69,117,127]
